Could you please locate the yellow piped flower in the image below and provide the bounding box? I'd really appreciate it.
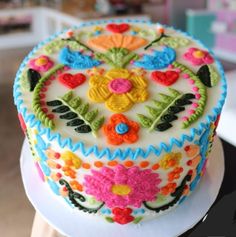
[159,152,182,170]
[61,151,82,169]
[88,68,148,112]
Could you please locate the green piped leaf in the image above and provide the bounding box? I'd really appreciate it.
[68,97,82,109]
[137,88,195,132]
[133,217,143,224]
[95,47,139,68]
[105,217,114,223]
[91,117,105,131]
[56,91,105,136]
[137,114,153,128]
[77,103,89,116]
[61,91,73,102]
[84,109,98,122]
[145,106,161,118]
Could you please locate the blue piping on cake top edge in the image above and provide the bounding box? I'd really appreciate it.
[13,19,227,161]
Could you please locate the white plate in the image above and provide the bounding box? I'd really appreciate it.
[20,137,224,237]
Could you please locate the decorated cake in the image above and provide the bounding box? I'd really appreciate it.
[14,19,227,225]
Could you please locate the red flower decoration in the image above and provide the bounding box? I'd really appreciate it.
[112,208,134,225]
[103,114,140,145]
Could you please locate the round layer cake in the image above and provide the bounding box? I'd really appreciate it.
[14,19,227,225]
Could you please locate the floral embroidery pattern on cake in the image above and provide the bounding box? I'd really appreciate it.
[88,68,148,112]
[84,164,161,208]
[103,114,140,145]
[183,48,214,66]
[29,55,54,72]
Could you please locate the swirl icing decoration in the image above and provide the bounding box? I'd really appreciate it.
[59,179,104,213]
[59,47,101,69]
[133,47,176,70]
[143,174,191,213]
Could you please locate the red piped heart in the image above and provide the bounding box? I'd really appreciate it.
[106,23,130,33]
[58,73,86,89]
[112,207,132,216]
[151,71,179,86]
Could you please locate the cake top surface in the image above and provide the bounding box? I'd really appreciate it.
[14,19,226,159]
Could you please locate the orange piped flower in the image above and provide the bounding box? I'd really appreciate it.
[103,114,140,145]
[70,180,83,192]
[168,167,183,182]
[62,166,76,179]
[160,183,177,196]
[88,34,147,52]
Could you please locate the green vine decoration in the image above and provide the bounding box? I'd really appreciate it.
[32,64,65,129]
[48,91,104,137]
[156,37,190,49]
[44,39,85,54]
[62,37,94,53]
[138,29,156,38]
[172,61,207,128]
[137,88,195,132]
[20,72,30,91]
[144,31,169,50]
[95,47,139,68]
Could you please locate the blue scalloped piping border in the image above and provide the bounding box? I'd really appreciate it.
[13,19,227,161]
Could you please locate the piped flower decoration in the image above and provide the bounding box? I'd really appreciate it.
[159,152,182,170]
[103,114,140,145]
[88,68,148,112]
[29,55,54,72]
[84,164,161,208]
[88,34,147,52]
[183,48,214,66]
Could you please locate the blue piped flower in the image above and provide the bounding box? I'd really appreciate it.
[115,123,129,135]
[59,47,101,69]
[134,47,176,70]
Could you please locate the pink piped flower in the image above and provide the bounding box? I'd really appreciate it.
[83,165,161,208]
[183,48,214,66]
[29,55,54,72]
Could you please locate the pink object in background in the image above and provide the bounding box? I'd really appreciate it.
[214,10,236,52]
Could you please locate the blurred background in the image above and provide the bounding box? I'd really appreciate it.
[0,0,236,236]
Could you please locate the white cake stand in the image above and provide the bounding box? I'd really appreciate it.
[20,137,224,237]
